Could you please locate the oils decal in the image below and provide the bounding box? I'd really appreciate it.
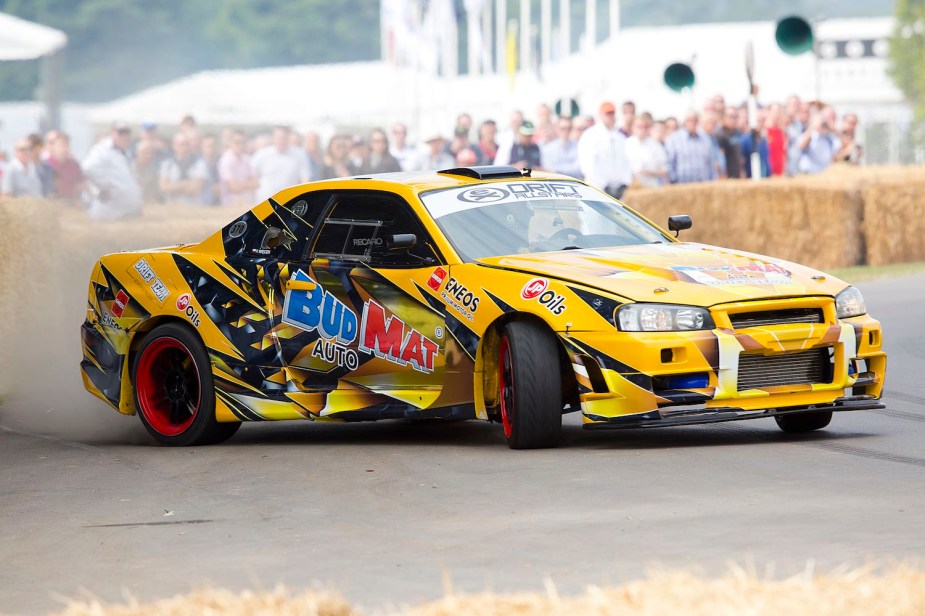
[359,300,439,373]
[521,278,548,300]
[282,270,358,345]
[175,293,202,327]
[521,278,566,315]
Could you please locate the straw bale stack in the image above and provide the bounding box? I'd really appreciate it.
[860,179,925,266]
[626,179,863,271]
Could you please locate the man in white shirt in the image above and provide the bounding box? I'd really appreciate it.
[492,110,524,167]
[390,122,417,171]
[625,113,669,188]
[1,138,43,199]
[250,126,310,200]
[159,132,209,205]
[82,123,143,220]
[577,101,632,198]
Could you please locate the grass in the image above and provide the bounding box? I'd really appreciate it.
[830,261,925,283]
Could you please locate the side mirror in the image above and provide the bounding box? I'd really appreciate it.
[387,233,417,251]
[668,215,692,237]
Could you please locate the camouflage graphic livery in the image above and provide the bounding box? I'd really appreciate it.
[81,166,886,447]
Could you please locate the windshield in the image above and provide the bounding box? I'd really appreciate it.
[419,180,670,260]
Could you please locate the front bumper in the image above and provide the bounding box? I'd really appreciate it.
[562,299,886,427]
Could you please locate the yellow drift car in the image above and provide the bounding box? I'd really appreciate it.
[80,166,886,448]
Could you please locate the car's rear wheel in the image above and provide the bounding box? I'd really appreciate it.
[498,321,562,449]
[774,410,833,434]
[133,323,239,446]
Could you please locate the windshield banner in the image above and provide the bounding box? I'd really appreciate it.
[421,181,606,219]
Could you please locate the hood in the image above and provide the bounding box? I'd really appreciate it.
[476,243,849,306]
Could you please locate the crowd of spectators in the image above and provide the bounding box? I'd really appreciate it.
[0,94,864,219]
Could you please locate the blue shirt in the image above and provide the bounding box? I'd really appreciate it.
[666,129,716,184]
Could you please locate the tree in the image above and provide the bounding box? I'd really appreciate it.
[888,0,925,122]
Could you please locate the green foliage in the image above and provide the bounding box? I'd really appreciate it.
[888,0,925,121]
[0,0,379,102]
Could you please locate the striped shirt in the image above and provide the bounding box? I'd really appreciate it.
[666,129,716,184]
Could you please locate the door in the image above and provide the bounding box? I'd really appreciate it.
[271,190,448,416]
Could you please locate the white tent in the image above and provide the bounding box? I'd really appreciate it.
[89,16,905,137]
[0,11,66,60]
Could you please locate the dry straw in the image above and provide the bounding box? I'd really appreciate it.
[46,565,925,615]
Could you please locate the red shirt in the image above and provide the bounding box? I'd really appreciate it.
[47,156,84,199]
[766,127,786,176]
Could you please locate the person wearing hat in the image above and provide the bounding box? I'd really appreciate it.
[577,101,632,199]
[509,121,542,170]
[81,122,143,220]
[414,132,455,171]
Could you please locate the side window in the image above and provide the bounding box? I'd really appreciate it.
[222,191,331,261]
[309,191,441,267]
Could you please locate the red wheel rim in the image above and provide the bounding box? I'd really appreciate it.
[499,335,514,438]
[136,337,201,437]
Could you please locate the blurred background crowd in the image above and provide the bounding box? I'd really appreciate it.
[0,91,861,218]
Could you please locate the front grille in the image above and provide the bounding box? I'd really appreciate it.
[737,348,831,391]
[730,308,824,329]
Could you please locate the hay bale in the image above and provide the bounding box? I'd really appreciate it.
[49,566,925,616]
[626,179,863,272]
[860,179,925,266]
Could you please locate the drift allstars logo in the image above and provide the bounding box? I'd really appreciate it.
[282,269,439,373]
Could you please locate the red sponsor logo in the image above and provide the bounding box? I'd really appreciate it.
[176,293,191,311]
[427,267,447,291]
[111,290,129,318]
[358,300,439,373]
[521,278,548,300]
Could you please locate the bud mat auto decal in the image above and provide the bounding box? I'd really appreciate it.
[521,278,567,315]
[176,293,202,327]
[283,269,438,373]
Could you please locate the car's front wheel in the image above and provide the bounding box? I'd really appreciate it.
[133,323,239,446]
[774,410,833,434]
[498,321,562,449]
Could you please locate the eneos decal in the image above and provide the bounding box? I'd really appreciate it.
[441,277,480,322]
[175,293,201,327]
[521,278,567,315]
[427,267,447,291]
[111,290,129,318]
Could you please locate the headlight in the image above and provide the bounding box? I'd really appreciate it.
[617,303,715,331]
[835,286,866,319]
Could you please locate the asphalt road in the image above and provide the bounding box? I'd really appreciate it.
[2,274,924,614]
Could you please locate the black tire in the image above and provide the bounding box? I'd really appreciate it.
[132,323,240,446]
[498,321,563,449]
[774,410,833,434]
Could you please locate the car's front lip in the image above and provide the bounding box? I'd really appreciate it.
[581,396,884,429]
